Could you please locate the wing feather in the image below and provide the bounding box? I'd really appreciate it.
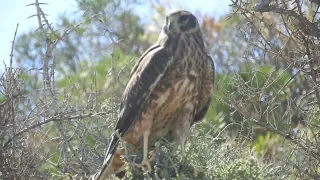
[103,45,172,169]
[192,55,215,125]
[129,44,161,78]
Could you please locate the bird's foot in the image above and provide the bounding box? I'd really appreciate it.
[149,151,156,162]
[133,159,152,172]
[133,152,156,173]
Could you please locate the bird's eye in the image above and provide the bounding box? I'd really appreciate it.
[178,15,189,23]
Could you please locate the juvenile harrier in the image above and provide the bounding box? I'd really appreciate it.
[93,9,215,179]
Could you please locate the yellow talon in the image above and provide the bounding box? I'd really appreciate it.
[133,133,154,173]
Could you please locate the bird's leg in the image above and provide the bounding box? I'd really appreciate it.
[133,132,153,172]
[180,119,190,163]
[180,136,186,160]
[179,135,199,178]
[178,128,190,174]
[179,135,187,172]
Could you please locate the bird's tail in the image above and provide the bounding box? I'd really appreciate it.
[91,135,126,179]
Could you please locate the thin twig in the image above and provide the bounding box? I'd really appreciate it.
[9,23,19,68]
[4,112,107,148]
[34,0,43,30]
[302,37,320,110]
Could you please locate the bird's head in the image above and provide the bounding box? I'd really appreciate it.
[163,9,200,34]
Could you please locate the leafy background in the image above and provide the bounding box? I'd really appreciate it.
[1,0,320,179]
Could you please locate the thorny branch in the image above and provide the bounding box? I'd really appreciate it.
[2,0,320,179]
[256,6,320,38]
[9,24,19,68]
[234,0,320,110]
[227,0,320,177]
[1,1,118,178]
[3,111,108,148]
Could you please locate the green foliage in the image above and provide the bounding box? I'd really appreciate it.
[56,48,136,101]
[253,132,280,158]
[211,158,262,180]
[3,0,320,179]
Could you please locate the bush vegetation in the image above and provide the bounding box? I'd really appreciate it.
[1,0,319,179]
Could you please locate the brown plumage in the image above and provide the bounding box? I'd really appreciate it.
[92,9,215,179]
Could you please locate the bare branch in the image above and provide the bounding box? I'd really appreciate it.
[3,111,107,148]
[9,23,19,69]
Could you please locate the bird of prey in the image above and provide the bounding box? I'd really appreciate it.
[92,9,215,179]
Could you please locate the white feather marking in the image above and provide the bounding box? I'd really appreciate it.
[189,70,198,76]
[181,78,190,90]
